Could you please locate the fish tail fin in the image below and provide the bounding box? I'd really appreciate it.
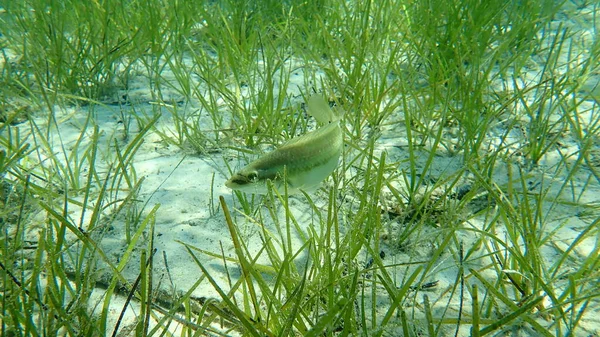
[307,95,340,124]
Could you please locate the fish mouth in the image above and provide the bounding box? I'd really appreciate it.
[225,176,247,188]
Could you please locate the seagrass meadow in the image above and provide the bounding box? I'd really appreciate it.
[1,0,599,336]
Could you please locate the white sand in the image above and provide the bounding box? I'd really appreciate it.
[6,3,600,336]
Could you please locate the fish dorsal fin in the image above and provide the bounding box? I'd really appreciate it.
[307,95,339,125]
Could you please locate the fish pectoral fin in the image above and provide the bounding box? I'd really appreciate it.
[307,95,336,124]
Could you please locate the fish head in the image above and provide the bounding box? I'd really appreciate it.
[226,166,259,187]
[225,166,276,194]
[225,165,297,194]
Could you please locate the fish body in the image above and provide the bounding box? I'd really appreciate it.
[226,96,343,194]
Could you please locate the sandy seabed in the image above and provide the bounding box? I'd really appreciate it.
[3,3,600,337]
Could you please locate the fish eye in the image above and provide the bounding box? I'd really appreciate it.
[246,171,258,182]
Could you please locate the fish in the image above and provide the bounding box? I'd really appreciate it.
[225,95,343,194]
